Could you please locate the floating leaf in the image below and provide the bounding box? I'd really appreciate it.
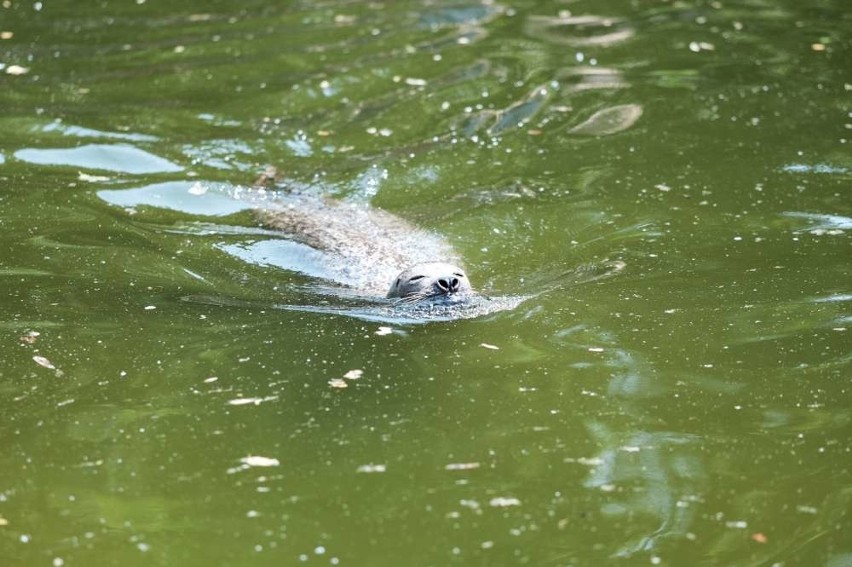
[33,355,56,370]
[489,497,521,507]
[6,64,29,75]
[445,462,480,471]
[241,456,280,467]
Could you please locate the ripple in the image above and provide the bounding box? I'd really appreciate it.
[181,139,256,170]
[556,66,628,92]
[184,293,529,325]
[569,104,643,136]
[417,4,503,28]
[782,211,852,232]
[39,120,159,142]
[524,14,634,48]
[782,163,849,174]
[489,84,553,135]
[459,83,554,135]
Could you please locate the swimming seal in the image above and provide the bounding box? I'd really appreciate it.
[250,190,473,303]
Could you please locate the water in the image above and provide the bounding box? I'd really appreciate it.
[1,1,850,565]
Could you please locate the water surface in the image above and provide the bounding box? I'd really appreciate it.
[1,1,849,566]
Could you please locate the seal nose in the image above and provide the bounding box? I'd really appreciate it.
[437,277,460,293]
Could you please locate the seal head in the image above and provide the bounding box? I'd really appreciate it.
[387,262,472,302]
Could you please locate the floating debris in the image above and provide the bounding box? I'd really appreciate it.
[569,456,605,466]
[227,396,278,406]
[445,462,480,471]
[78,172,110,182]
[227,455,281,474]
[19,330,40,344]
[32,355,56,370]
[489,496,521,507]
[365,126,393,137]
[330,369,363,388]
[782,163,847,174]
[333,13,357,24]
[688,41,715,52]
[241,456,280,467]
[5,64,29,75]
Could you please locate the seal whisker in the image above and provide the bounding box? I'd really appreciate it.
[398,291,432,304]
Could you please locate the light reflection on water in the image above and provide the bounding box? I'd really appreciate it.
[14,144,183,174]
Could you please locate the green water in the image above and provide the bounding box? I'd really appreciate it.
[1,0,850,565]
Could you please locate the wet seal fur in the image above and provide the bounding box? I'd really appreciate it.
[250,188,475,305]
[240,173,623,322]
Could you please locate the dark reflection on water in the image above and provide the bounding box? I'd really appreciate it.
[1,0,850,565]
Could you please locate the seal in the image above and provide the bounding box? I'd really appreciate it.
[387,262,472,302]
[250,189,473,303]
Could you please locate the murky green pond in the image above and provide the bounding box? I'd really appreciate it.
[1,0,850,565]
